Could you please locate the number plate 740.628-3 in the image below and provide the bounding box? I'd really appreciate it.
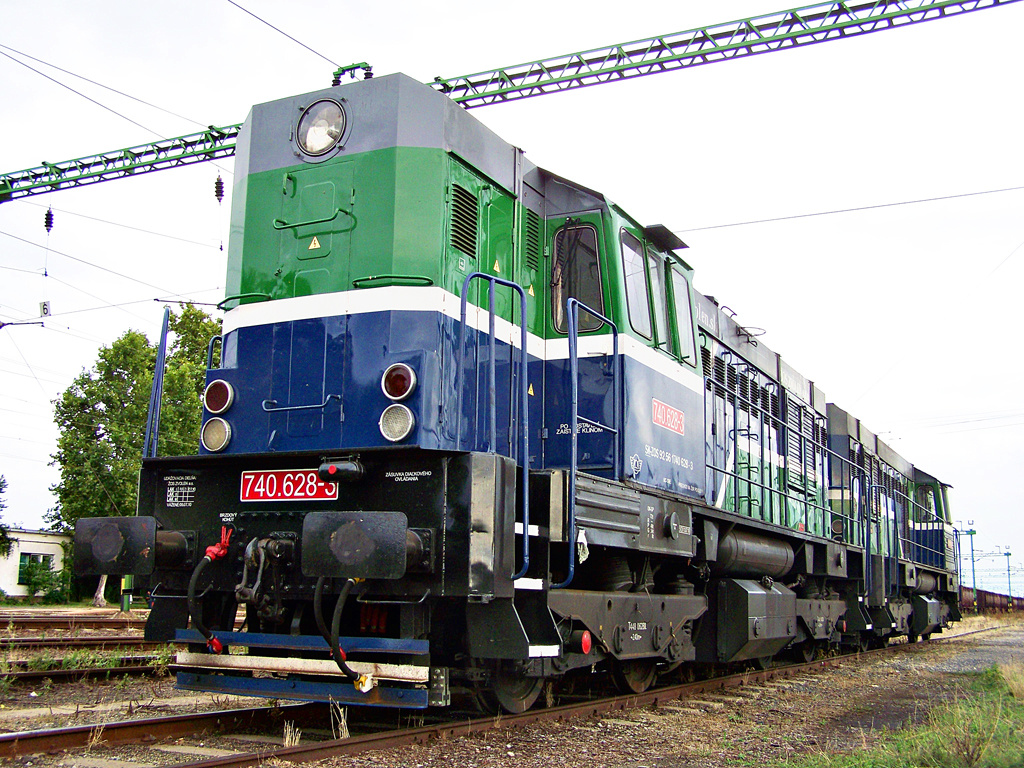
[240,469,338,502]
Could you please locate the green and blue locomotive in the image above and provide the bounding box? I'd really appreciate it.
[76,72,960,712]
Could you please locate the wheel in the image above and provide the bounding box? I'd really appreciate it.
[612,659,657,694]
[753,655,773,671]
[477,663,544,714]
[857,632,871,653]
[793,641,817,663]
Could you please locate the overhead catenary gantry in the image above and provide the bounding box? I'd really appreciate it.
[432,0,1022,106]
[1,0,1020,203]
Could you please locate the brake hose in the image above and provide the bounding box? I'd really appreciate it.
[187,526,233,653]
[314,576,360,681]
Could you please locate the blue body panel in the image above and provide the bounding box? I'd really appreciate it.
[205,307,705,500]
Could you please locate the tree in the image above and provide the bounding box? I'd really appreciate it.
[20,556,57,602]
[0,476,13,558]
[48,304,221,605]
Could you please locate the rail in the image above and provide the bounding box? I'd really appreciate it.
[553,298,620,589]
[703,348,951,597]
[456,272,531,580]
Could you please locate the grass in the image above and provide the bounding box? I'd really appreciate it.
[782,664,1024,768]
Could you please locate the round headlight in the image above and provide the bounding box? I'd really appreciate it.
[203,379,235,414]
[381,363,417,401]
[379,404,415,442]
[201,417,232,453]
[296,99,346,156]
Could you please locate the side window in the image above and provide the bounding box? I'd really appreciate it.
[18,553,53,586]
[552,224,603,332]
[647,249,669,349]
[669,267,698,366]
[621,231,652,338]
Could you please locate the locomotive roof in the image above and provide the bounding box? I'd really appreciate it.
[237,72,528,197]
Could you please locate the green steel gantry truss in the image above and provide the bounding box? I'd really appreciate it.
[1,0,1020,203]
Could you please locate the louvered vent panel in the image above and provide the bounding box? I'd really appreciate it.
[525,211,541,270]
[714,357,726,384]
[450,184,478,257]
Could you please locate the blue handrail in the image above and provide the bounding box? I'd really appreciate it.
[553,298,619,589]
[457,272,531,580]
[142,307,171,459]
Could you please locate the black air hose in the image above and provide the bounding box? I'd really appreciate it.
[314,576,359,681]
[188,556,221,652]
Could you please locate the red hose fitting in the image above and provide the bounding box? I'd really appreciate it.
[207,636,224,654]
[205,526,233,560]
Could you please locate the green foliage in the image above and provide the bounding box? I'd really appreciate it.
[20,557,58,601]
[0,476,13,558]
[47,304,221,532]
[785,666,1024,768]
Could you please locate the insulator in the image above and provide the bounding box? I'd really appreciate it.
[214,175,225,204]
[364,67,373,79]
[44,207,54,233]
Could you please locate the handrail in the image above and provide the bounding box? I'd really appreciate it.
[143,307,171,459]
[206,335,222,369]
[217,292,272,311]
[456,272,531,580]
[352,274,434,288]
[704,354,952,612]
[262,393,341,413]
[273,208,356,232]
[553,297,619,589]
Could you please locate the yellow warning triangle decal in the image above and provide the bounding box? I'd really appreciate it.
[493,260,501,273]
[528,383,534,396]
[308,236,322,250]
[528,284,535,296]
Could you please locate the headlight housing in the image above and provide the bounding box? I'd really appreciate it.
[203,379,234,414]
[381,363,417,401]
[379,404,415,442]
[296,99,346,156]
[201,417,232,452]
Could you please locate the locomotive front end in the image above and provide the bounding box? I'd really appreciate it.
[76,448,518,707]
[75,73,530,708]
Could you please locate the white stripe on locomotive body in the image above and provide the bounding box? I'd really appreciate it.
[221,287,704,395]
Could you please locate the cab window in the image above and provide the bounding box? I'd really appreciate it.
[669,267,697,366]
[621,231,652,338]
[552,224,603,333]
[647,250,670,349]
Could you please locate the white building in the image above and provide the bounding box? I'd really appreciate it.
[0,529,71,598]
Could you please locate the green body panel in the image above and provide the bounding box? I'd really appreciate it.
[227,147,447,305]
[717,445,829,538]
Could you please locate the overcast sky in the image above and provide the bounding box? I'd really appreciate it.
[1,1,1021,592]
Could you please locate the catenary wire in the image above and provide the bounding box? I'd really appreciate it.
[674,184,1024,233]
[17,200,222,250]
[226,0,340,68]
[0,43,205,128]
[0,49,162,138]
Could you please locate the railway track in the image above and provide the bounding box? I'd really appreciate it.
[0,632,971,766]
[0,635,159,650]
[0,614,148,632]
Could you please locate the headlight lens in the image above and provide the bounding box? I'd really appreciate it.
[203,379,234,414]
[381,363,416,401]
[201,417,232,452]
[296,99,346,156]
[379,404,415,442]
